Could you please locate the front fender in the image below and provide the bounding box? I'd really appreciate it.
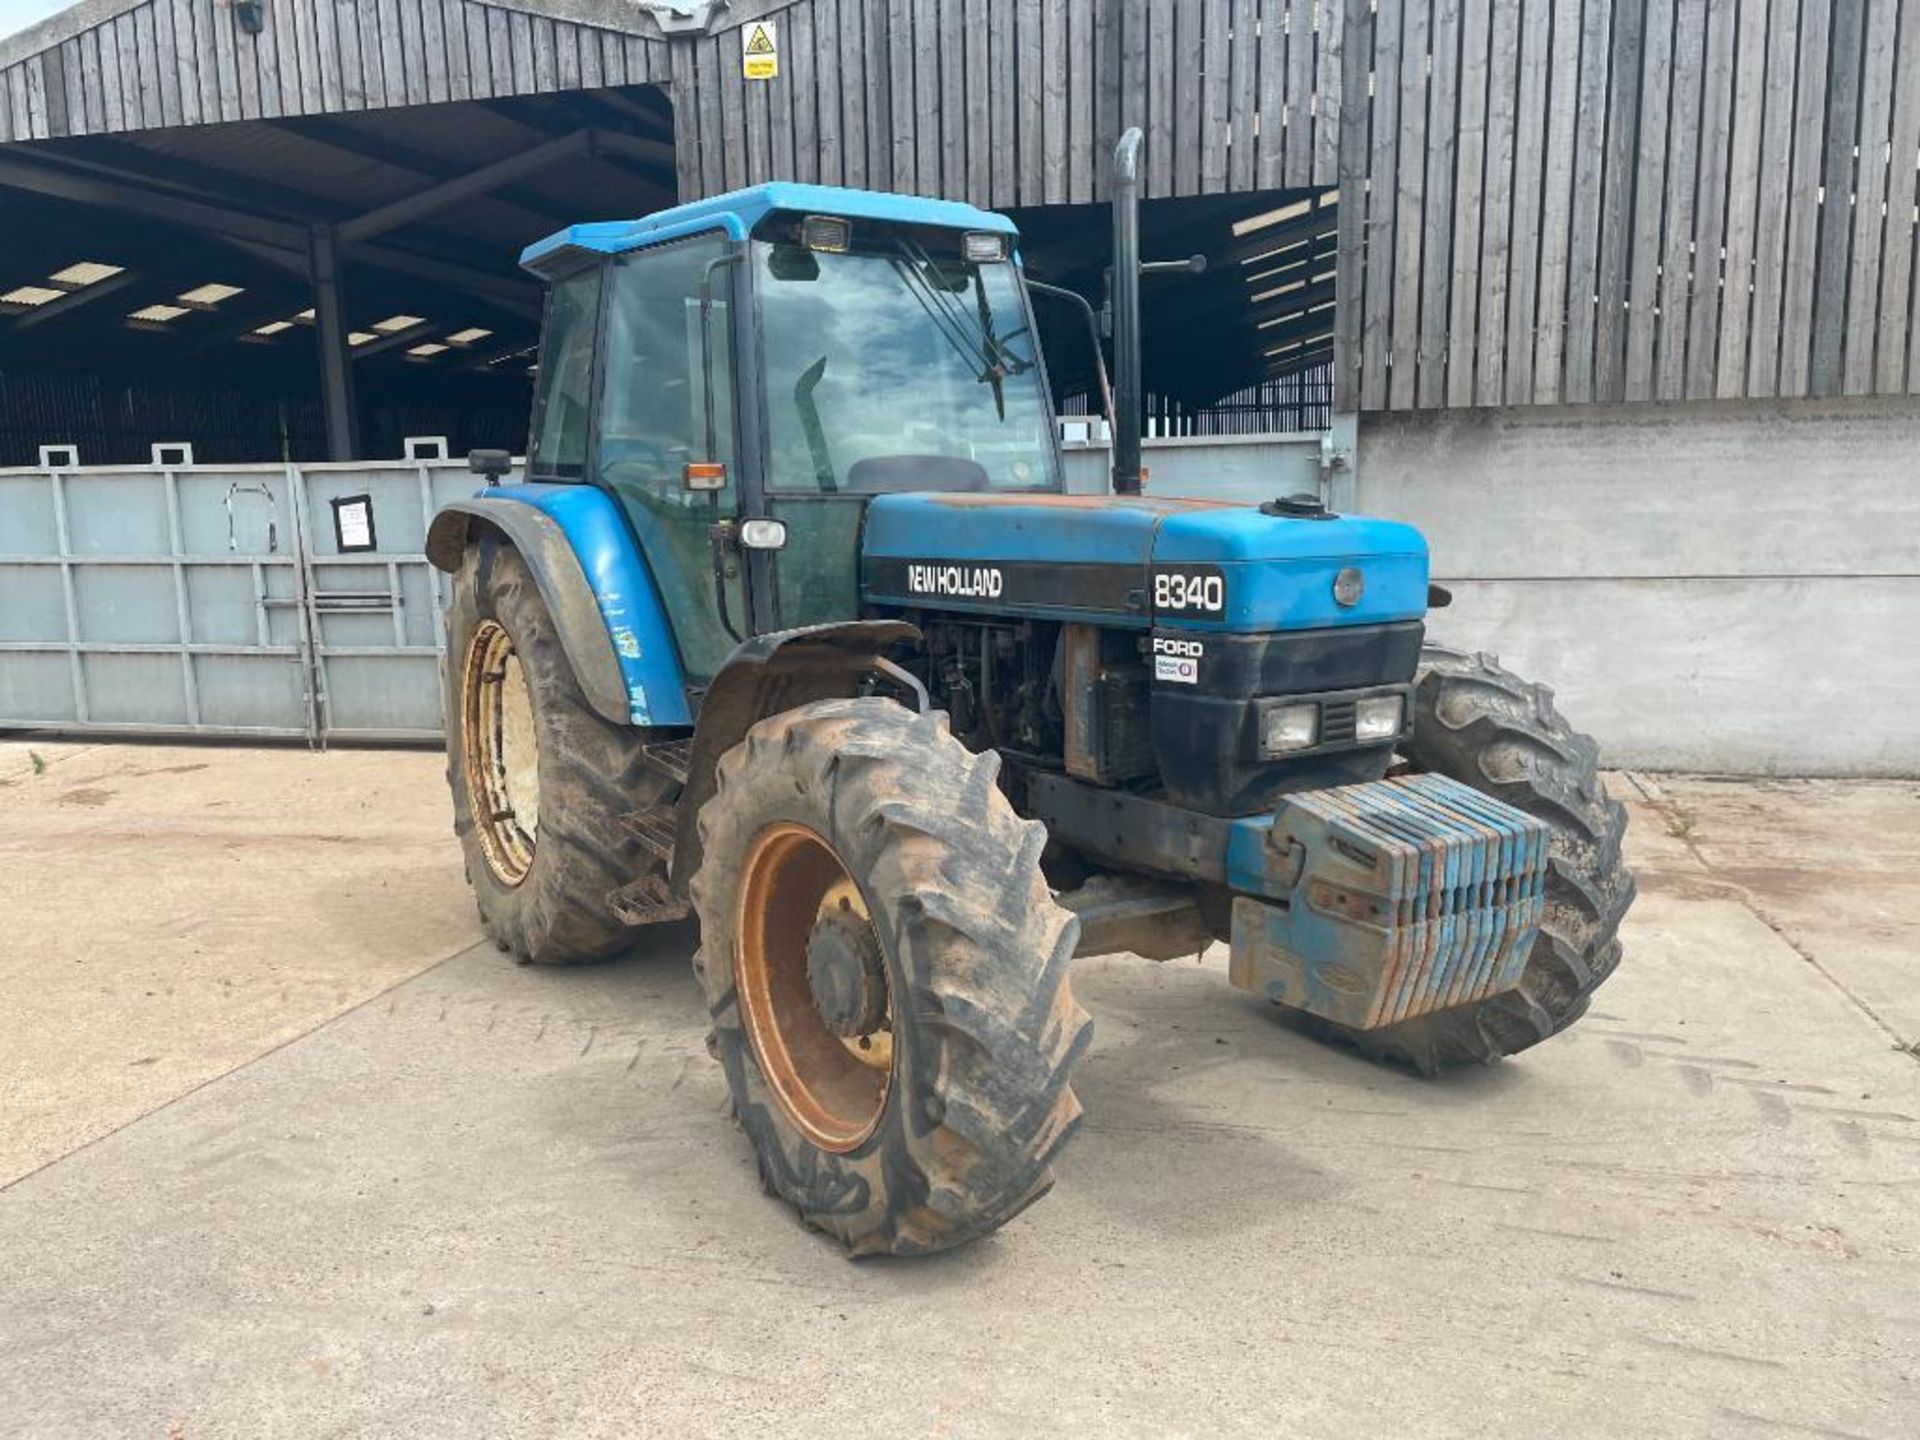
[427,485,690,728]
[669,620,920,890]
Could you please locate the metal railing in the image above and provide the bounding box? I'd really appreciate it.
[1059,430,1328,500]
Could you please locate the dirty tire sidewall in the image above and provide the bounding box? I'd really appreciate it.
[691,698,1092,1257]
[1313,644,1637,1073]
[445,532,668,964]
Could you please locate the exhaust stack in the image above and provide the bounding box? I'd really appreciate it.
[1110,128,1145,497]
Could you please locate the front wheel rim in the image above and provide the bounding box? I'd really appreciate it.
[735,823,893,1153]
[463,619,540,886]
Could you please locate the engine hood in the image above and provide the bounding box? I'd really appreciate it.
[860,493,1429,631]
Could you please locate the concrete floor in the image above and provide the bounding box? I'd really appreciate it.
[0,740,479,1186]
[1,741,1915,1438]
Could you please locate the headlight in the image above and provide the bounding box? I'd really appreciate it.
[1354,694,1405,742]
[1262,702,1319,754]
[737,518,788,551]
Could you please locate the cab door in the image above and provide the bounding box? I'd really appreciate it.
[591,232,748,684]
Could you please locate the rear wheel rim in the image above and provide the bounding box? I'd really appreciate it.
[463,619,540,886]
[735,823,893,1152]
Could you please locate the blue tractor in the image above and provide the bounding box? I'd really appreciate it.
[426,133,1632,1256]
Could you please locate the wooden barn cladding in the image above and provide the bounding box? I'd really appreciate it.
[4,0,1920,412]
[667,0,1340,205]
[0,1,1342,201]
[0,1,671,141]
[1342,0,1920,410]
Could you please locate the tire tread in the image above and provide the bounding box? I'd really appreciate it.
[445,536,674,965]
[691,698,1090,1256]
[1315,645,1636,1073]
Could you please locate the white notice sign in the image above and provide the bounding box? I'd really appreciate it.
[332,494,376,552]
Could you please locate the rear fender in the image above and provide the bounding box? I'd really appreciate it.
[668,620,920,891]
[427,485,690,728]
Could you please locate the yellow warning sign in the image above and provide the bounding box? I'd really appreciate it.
[742,20,779,80]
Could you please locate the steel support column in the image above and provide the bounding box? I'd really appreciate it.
[308,224,359,462]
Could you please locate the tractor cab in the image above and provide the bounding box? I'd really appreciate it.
[517,184,1063,684]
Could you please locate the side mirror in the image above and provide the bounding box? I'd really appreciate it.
[468,449,511,485]
[767,243,820,282]
[1026,279,1114,428]
[921,259,970,293]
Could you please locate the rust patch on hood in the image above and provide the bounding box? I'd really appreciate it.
[924,492,1237,512]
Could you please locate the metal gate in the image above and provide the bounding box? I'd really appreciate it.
[2,432,1329,743]
[1058,428,1342,502]
[0,443,518,744]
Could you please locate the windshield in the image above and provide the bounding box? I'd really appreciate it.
[753,227,1061,492]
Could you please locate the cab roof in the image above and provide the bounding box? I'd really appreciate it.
[520,182,1021,277]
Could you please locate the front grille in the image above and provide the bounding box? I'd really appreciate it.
[1319,699,1358,745]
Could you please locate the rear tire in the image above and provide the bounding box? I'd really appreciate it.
[445,534,669,964]
[691,698,1091,1256]
[1310,645,1635,1073]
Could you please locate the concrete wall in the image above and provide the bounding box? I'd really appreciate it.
[1354,398,1920,776]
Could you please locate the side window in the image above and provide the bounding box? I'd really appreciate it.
[596,235,735,492]
[527,268,602,480]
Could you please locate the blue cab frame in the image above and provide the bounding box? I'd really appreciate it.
[502,183,1061,723]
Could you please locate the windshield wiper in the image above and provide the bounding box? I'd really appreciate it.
[973,270,1009,419]
[887,236,1034,402]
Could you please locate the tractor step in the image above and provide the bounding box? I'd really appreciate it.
[610,758,688,926]
[639,738,694,788]
[620,806,678,863]
[608,869,690,927]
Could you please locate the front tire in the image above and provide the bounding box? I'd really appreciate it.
[691,699,1091,1256]
[1315,645,1636,1073]
[445,535,670,964]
